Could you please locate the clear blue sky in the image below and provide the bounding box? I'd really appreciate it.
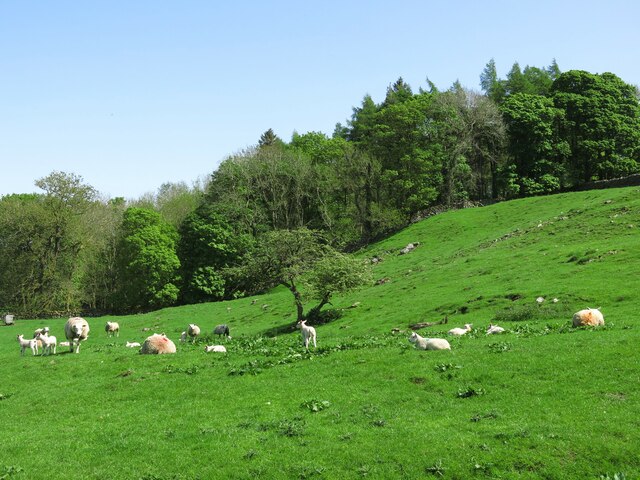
[2,0,639,199]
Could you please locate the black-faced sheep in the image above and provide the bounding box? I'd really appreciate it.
[64,317,90,354]
[105,321,120,337]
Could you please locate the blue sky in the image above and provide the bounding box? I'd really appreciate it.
[1,0,639,199]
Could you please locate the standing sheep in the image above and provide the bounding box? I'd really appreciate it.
[296,320,316,350]
[105,321,120,337]
[448,323,473,336]
[140,333,177,354]
[187,324,201,342]
[17,334,38,356]
[572,308,605,327]
[64,317,90,354]
[408,332,451,350]
[213,324,230,339]
[36,332,57,355]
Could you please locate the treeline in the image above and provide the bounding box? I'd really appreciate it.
[1,60,639,317]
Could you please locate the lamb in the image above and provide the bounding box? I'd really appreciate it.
[486,323,505,335]
[180,331,187,342]
[125,341,141,348]
[105,321,120,337]
[213,324,230,339]
[59,341,71,347]
[204,345,227,353]
[140,333,177,354]
[572,308,605,327]
[296,320,316,350]
[17,334,38,356]
[36,332,57,355]
[187,323,201,342]
[34,327,49,337]
[408,332,451,350]
[64,317,90,354]
[448,323,473,336]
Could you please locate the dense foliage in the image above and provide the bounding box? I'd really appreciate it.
[1,61,639,317]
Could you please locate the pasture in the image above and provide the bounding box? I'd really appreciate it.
[1,187,639,479]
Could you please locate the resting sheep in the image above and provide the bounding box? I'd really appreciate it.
[64,317,90,354]
[105,321,120,337]
[408,332,451,350]
[204,345,227,353]
[572,308,605,327]
[486,323,505,335]
[187,323,201,342]
[17,334,38,356]
[125,341,141,348]
[448,323,473,336]
[296,320,316,350]
[213,324,230,339]
[140,333,176,354]
[36,332,57,355]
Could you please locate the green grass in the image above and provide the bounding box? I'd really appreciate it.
[2,187,640,479]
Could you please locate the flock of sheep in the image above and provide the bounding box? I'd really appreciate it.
[14,304,603,358]
[408,306,605,351]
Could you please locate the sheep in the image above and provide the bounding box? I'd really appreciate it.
[408,332,451,350]
[140,333,177,354]
[17,334,38,356]
[64,317,90,354]
[187,323,201,342]
[204,345,227,353]
[59,341,71,347]
[36,332,57,355]
[486,323,505,335]
[105,321,120,337]
[4,314,15,325]
[212,324,230,339]
[536,296,545,304]
[448,323,473,336]
[34,326,49,337]
[180,331,187,342]
[125,341,141,348]
[296,320,317,350]
[572,308,605,327]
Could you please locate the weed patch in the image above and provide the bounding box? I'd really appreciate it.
[457,386,486,398]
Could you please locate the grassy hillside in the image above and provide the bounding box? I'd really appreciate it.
[1,187,639,479]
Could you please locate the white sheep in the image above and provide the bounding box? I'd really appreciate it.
[59,341,71,347]
[296,320,317,350]
[448,323,473,336]
[408,332,451,350]
[572,307,605,327]
[140,333,177,354]
[105,321,120,337]
[125,341,141,348]
[36,332,57,355]
[187,323,201,342]
[64,317,90,354]
[204,345,227,353]
[536,296,545,304]
[17,334,38,356]
[34,326,49,337]
[486,323,505,335]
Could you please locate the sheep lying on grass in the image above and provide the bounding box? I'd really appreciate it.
[296,320,316,350]
[64,317,90,354]
[213,324,230,339]
[140,333,176,354]
[59,341,71,347]
[572,308,605,327]
[408,332,451,350]
[448,323,473,336]
[187,324,201,342]
[36,332,57,355]
[486,324,505,335]
[105,321,120,337]
[125,341,141,348]
[17,334,38,356]
[204,345,227,353]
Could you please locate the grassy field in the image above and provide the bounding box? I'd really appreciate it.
[1,187,639,479]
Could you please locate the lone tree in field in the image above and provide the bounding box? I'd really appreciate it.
[247,228,371,322]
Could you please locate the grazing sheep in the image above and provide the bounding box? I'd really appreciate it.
[64,317,90,354]
[486,323,505,335]
[408,332,451,350]
[213,324,230,339]
[125,341,141,348]
[17,334,38,356]
[36,332,57,355]
[105,321,120,337]
[296,320,317,350]
[448,323,473,336]
[572,308,605,327]
[140,333,177,354]
[204,345,227,353]
[180,331,187,342]
[536,296,545,304]
[399,242,420,255]
[187,323,201,342]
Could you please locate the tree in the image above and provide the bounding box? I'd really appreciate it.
[258,128,283,149]
[480,58,505,103]
[113,207,180,312]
